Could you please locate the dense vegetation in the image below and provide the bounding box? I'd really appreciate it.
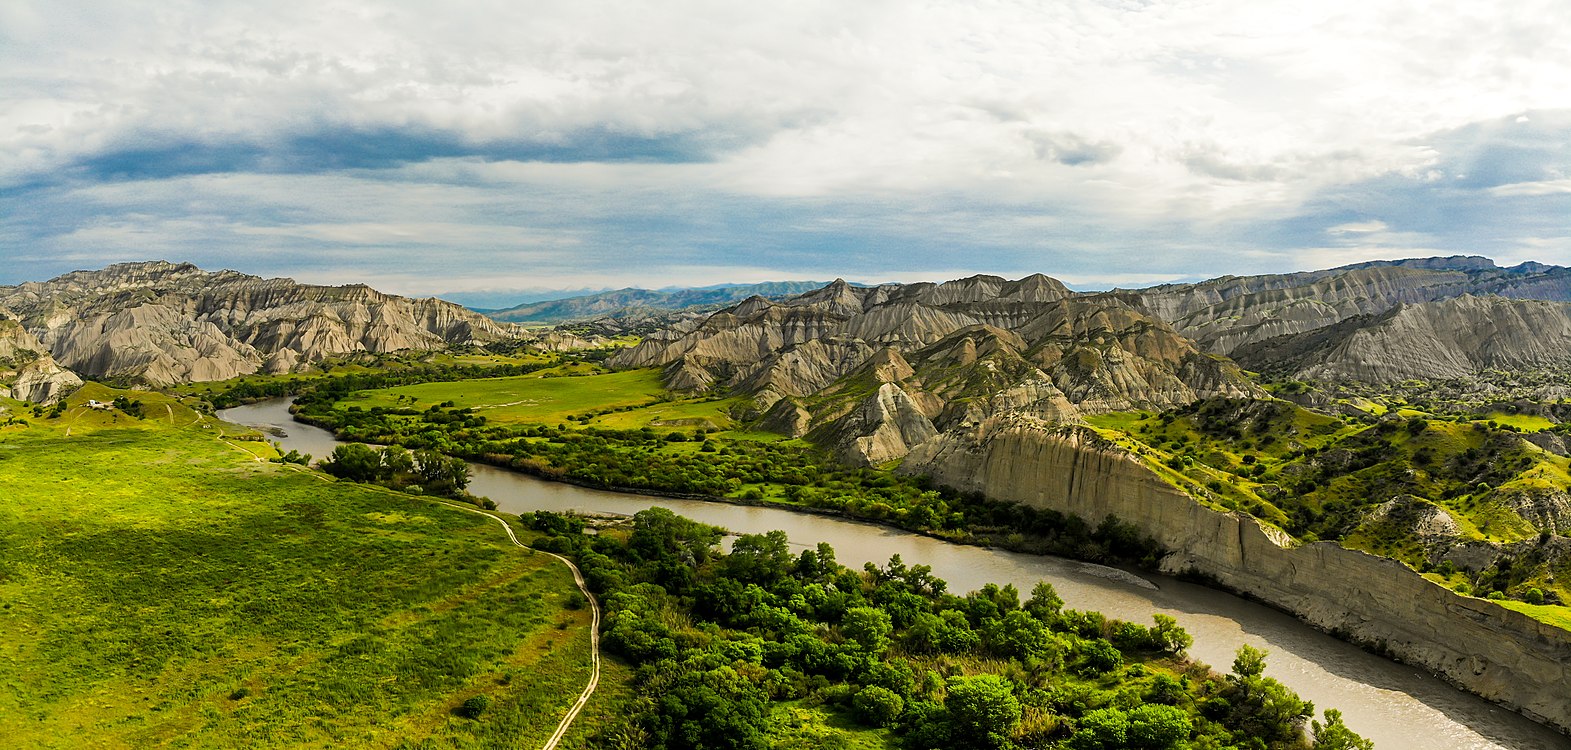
[531,507,1368,750]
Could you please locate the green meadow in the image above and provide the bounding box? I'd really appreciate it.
[0,387,598,749]
[335,367,748,433]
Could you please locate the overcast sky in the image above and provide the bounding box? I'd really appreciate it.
[3,1,1569,304]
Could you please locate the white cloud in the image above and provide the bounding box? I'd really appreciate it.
[1328,220,1390,235]
[4,1,1571,291]
[1488,179,1571,197]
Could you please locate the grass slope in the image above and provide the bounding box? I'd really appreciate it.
[0,387,594,749]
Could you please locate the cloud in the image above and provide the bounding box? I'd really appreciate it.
[3,1,1571,296]
[1326,221,1387,235]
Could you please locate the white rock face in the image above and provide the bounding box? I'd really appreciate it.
[1117,256,1571,355]
[1234,295,1571,383]
[0,261,526,386]
[903,421,1571,734]
[835,383,938,466]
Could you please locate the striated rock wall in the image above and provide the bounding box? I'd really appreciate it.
[905,422,1571,734]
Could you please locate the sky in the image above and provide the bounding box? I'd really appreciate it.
[3,1,1570,305]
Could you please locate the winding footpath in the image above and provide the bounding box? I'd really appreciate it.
[437,501,602,750]
[256,451,604,749]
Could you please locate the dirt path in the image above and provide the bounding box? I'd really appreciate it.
[279,462,603,747]
[446,504,601,750]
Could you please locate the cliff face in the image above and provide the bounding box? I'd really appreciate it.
[1232,295,1571,383]
[905,422,1571,733]
[0,261,524,386]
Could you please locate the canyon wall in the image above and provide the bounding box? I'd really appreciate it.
[905,422,1571,734]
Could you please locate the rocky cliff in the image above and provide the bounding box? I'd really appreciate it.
[904,420,1571,734]
[0,261,525,386]
[1232,295,1571,383]
[1111,256,1571,355]
[613,275,1259,464]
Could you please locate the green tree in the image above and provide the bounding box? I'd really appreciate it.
[1150,614,1193,655]
[320,443,383,482]
[1232,644,1268,678]
[457,694,490,719]
[1078,639,1123,675]
[842,606,893,654]
[1127,703,1191,748]
[852,685,904,727]
[983,609,1055,661]
[1024,580,1064,620]
[1312,709,1374,750]
[1068,707,1127,750]
[414,449,469,494]
[944,674,1021,749]
[725,530,793,586]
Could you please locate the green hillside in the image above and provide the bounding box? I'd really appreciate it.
[0,387,597,748]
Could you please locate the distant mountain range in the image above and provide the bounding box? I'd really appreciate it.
[479,281,843,324]
[10,255,1571,406]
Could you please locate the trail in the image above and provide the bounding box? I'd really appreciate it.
[277,462,602,748]
[442,502,601,750]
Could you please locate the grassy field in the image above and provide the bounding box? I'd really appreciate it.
[767,703,897,749]
[337,368,666,424]
[335,367,754,434]
[1481,412,1557,432]
[0,387,596,748]
[1495,600,1571,631]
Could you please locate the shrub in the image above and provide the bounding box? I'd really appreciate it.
[457,694,491,719]
[851,685,904,727]
[1524,588,1545,605]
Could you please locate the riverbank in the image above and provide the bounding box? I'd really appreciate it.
[908,423,1571,736]
[223,398,1571,749]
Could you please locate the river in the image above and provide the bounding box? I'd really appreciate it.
[220,399,1568,749]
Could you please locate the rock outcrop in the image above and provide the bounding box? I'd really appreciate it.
[1110,256,1571,355]
[1232,295,1571,383]
[904,420,1571,734]
[611,275,1260,462]
[0,318,81,404]
[0,261,525,386]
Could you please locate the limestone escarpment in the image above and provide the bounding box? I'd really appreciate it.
[0,261,526,386]
[1232,295,1571,383]
[903,421,1571,734]
[611,276,1261,463]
